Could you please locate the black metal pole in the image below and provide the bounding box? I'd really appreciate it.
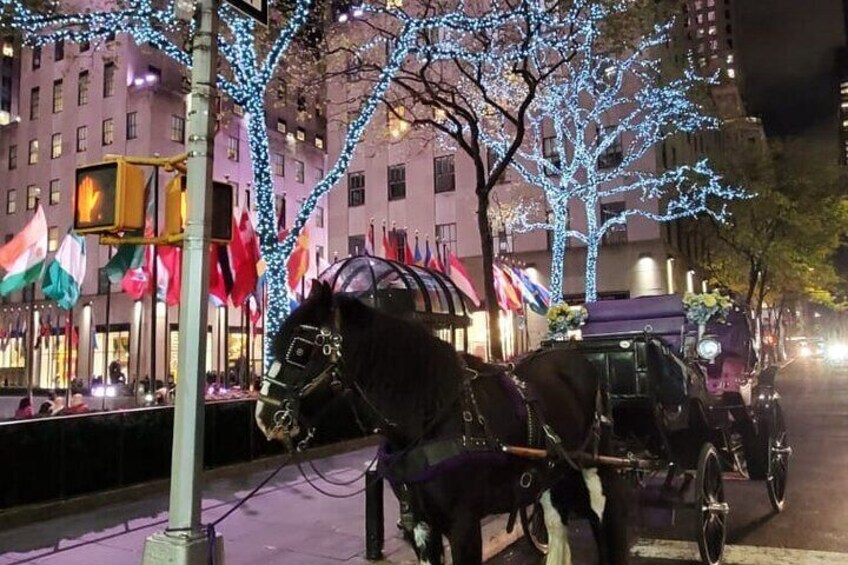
[103,246,113,410]
[364,469,384,560]
[66,307,73,407]
[150,164,159,395]
[25,285,35,403]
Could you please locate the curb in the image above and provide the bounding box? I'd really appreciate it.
[0,435,379,531]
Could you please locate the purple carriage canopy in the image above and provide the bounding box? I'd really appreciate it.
[581,294,753,359]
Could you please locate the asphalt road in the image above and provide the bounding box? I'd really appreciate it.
[489,358,848,564]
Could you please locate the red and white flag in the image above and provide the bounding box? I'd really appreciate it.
[445,249,480,306]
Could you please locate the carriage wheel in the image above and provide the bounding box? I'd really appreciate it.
[766,405,790,513]
[519,501,549,555]
[695,443,728,565]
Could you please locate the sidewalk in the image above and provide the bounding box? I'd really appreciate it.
[0,445,520,564]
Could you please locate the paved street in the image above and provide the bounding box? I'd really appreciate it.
[491,358,848,564]
[0,358,846,564]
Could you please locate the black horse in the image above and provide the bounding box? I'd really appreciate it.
[255,282,629,564]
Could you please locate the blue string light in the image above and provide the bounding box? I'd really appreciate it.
[483,5,751,303]
[3,0,526,364]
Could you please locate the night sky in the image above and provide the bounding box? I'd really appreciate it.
[736,0,846,149]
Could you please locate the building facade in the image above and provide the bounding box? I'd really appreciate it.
[0,34,327,388]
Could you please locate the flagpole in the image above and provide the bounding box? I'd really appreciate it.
[150,163,160,396]
[103,246,113,411]
[65,308,73,408]
[25,291,33,403]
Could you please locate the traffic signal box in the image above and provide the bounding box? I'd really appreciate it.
[164,175,233,243]
[74,159,146,234]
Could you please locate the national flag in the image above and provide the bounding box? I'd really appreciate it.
[424,239,433,269]
[209,244,228,307]
[426,240,443,272]
[230,208,260,308]
[512,267,551,314]
[381,225,397,261]
[413,236,423,266]
[248,293,262,327]
[364,222,375,256]
[217,244,234,298]
[445,248,481,307]
[35,311,51,349]
[404,237,415,265]
[158,246,182,306]
[104,174,153,285]
[0,205,48,296]
[506,266,536,306]
[493,265,522,311]
[287,227,310,292]
[42,231,87,310]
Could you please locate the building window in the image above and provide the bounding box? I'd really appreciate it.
[54,40,64,62]
[170,115,185,143]
[273,153,284,176]
[276,196,286,229]
[276,119,287,134]
[102,118,114,146]
[294,160,304,183]
[28,139,38,164]
[79,40,90,53]
[97,267,111,294]
[227,136,239,161]
[296,127,306,142]
[78,70,89,105]
[387,164,406,200]
[126,111,138,140]
[597,125,623,169]
[233,103,244,116]
[8,145,16,170]
[435,223,457,255]
[31,45,41,70]
[348,235,365,256]
[50,133,62,159]
[6,189,15,214]
[47,226,59,252]
[314,206,324,228]
[52,79,63,113]
[49,179,60,205]
[348,172,365,207]
[76,126,87,152]
[103,62,116,98]
[601,201,627,245]
[434,155,455,193]
[29,86,39,120]
[542,136,561,176]
[315,135,325,150]
[26,185,40,210]
[494,227,513,254]
[316,168,324,181]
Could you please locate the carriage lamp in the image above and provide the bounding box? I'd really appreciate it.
[697,336,722,361]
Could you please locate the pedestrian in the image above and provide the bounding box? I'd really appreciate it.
[37,401,54,416]
[14,397,33,419]
[51,396,65,415]
[64,394,89,415]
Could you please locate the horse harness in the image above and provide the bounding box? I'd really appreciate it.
[260,322,606,483]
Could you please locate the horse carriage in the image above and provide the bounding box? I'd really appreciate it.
[255,265,790,565]
[527,294,791,564]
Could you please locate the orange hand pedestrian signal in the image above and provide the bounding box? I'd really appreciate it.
[77,176,102,224]
[74,159,145,234]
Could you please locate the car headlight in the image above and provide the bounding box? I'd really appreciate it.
[827,342,848,361]
[697,337,722,361]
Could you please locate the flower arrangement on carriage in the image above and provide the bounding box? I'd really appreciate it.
[683,290,734,362]
[546,302,589,340]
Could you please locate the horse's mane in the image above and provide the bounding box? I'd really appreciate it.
[334,295,465,440]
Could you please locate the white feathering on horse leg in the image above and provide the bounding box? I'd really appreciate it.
[582,467,607,520]
[540,490,572,565]
[414,522,432,565]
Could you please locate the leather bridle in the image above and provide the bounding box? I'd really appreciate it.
[258,324,344,439]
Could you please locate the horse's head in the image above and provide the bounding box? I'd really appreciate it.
[255,280,343,444]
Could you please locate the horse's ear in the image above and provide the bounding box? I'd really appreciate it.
[307,279,323,300]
